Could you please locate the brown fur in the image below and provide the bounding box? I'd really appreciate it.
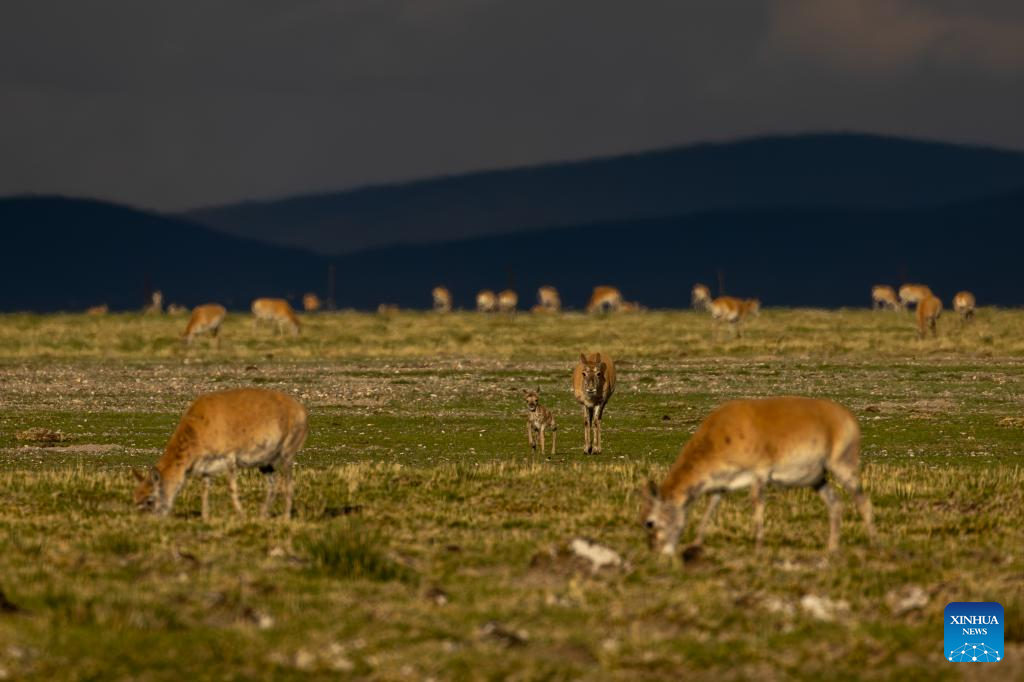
[143,291,163,315]
[871,285,901,311]
[182,304,227,345]
[251,298,300,335]
[302,293,321,313]
[132,388,308,520]
[708,296,760,337]
[640,397,876,557]
[497,289,519,313]
[953,291,975,323]
[691,284,711,311]
[898,283,932,309]
[916,294,943,338]
[476,290,497,313]
[524,390,557,455]
[432,286,452,313]
[586,286,623,313]
[537,286,561,312]
[572,352,617,454]
[86,304,108,316]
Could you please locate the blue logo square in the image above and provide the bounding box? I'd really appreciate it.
[945,602,1003,662]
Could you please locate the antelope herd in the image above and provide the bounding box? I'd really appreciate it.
[71,277,981,560]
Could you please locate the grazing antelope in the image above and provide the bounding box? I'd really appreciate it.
[302,293,322,313]
[166,303,189,316]
[432,286,453,313]
[691,284,712,311]
[709,296,760,337]
[537,285,561,312]
[898,284,932,309]
[498,289,519,313]
[916,294,942,338]
[572,352,616,454]
[182,304,227,345]
[640,397,876,558]
[252,298,301,335]
[953,291,976,323]
[871,285,901,311]
[143,291,163,315]
[132,388,308,521]
[86,304,108,316]
[586,286,623,314]
[524,389,557,455]
[476,289,498,313]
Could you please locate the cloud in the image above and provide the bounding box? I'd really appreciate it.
[764,0,1024,74]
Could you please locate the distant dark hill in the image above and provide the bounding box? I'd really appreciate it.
[3,191,1023,312]
[0,197,326,312]
[187,133,1024,255]
[322,188,1024,310]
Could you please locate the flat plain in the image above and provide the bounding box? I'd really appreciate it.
[0,308,1022,681]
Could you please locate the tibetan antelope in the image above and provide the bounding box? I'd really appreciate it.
[498,289,519,313]
[302,293,322,313]
[524,389,557,455]
[898,284,932,309]
[691,284,711,311]
[86,304,108,316]
[476,289,497,313]
[252,298,300,335]
[432,286,453,313]
[586,286,623,314]
[537,285,561,312]
[377,303,399,315]
[143,291,163,315]
[182,304,227,345]
[953,291,976,323]
[166,303,189,316]
[640,397,876,558]
[572,352,616,454]
[916,294,942,338]
[133,388,308,521]
[709,296,760,338]
[871,285,901,311]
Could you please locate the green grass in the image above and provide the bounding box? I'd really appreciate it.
[0,309,1022,680]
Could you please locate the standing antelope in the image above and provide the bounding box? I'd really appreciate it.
[572,352,616,454]
[132,388,308,521]
[916,294,942,338]
[953,291,976,323]
[252,298,301,335]
[640,397,876,558]
[691,284,712,311]
[476,290,497,313]
[182,304,227,345]
[537,286,561,312]
[586,286,623,314]
[898,284,932,309]
[302,293,322,313]
[709,296,760,337]
[432,286,453,313]
[524,389,557,455]
[871,285,901,311]
[498,289,519,313]
[143,291,163,315]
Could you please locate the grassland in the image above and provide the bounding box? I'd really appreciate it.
[0,308,1021,681]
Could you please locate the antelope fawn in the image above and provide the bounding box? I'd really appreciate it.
[709,296,760,338]
[640,397,876,558]
[133,388,308,520]
[572,352,616,454]
[524,389,557,455]
[432,286,453,313]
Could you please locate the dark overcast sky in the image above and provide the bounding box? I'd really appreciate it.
[2,1,1023,210]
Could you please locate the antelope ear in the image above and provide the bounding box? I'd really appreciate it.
[594,352,602,365]
[579,352,587,365]
[131,468,146,483]
[150,466,161,484]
